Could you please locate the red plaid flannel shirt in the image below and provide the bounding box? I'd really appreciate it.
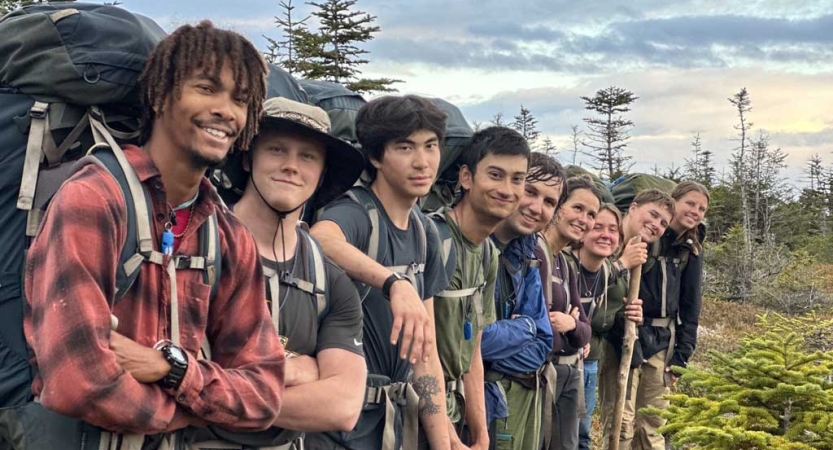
[24,145,285,434]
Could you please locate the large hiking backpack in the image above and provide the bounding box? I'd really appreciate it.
[420,98,474,213]
[565,165,614,204]
[0,2,164,409]
[610,173,677,214]
[266,63,309,104]
[297,79,365,146]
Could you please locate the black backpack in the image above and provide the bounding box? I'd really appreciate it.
[297,79,366,146]
[0,3,224,413]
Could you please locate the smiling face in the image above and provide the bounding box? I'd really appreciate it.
[553,188,600,243]
[154,62,249,169]
[582,208,622,259]
[672,191,709,232]
[371,129,441,201]
[459,152,529,222]
[246,128,326,212]
[626,201,673,243]
[503,177,563,236]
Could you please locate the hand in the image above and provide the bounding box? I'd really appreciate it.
[469,440,490,450]
[389,279,433,364]
[570,306,580,319]
[448,420,470,449]
[619,236,648,269]
[285,355,319,387]
[666,367,679,385]
[583,343,590,359]
[109,331,170,384]
[549,311,577,333]
[624,298,644,324]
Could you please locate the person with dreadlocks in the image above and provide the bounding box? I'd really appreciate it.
[22,21,285,443]
[481,152,562,450]
[191,97,367,449]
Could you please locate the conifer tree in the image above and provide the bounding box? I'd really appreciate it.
[512,105,540,147]
[686,132,716,188]
[540,137,557,156]
[580,86,638,181]
[650,313,833,449]
[307,0,399,94]
[263,0,311,69]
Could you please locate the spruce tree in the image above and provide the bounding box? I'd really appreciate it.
[263,0,311,69]
[512,105,540,148]
[307,0,400,94]
[649,313,833,449]
[540,137,557,156]
[580,86,638,181]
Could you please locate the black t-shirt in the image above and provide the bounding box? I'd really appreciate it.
[262,252,364,358]
[317,189,448,382]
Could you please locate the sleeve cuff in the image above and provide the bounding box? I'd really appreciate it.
[171,352,202,408]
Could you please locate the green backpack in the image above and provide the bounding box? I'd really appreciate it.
[419,98,474,213]
[565,165,614,204]
[610,173,677,214]
[297,79,366,146]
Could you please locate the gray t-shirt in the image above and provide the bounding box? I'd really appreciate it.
[262,254,364,358]
[316,189,449,382]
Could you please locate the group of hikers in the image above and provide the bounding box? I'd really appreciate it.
[0,10,710,450]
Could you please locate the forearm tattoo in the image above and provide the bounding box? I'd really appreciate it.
[413,375,442,417]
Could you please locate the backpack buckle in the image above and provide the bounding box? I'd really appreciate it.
[29,105,47,119]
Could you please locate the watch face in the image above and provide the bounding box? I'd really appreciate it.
[169,346,186,363]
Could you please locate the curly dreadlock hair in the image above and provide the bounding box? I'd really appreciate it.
[138,20,267,150]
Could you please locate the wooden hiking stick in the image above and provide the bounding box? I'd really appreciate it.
[608,237,643,450]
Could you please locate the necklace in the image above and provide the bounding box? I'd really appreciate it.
[580,268,601,297]
[170,201,197,238]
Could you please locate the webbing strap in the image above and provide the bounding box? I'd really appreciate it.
[268,272,281,335]
[89,114,153,255]
[536,236,554,310]
[306,233,327,314]
[167,259,181,347]
[18,102,48,212]
[541,363,557,449]
[659,256,669,318]
[365,382,419,450]
[437,286,480,297]
[205,214,218,286]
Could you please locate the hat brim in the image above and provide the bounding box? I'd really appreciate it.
[219,116,365,211]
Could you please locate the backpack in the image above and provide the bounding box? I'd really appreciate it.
[343,186,427,301]
[565,165,614,204]
[297,79,365,146]
[265,63,309,104]
[0,3,222,411]
[609,173,690,273]
[610,173,677,214]
[419,98,474,213]
[262,224,330,334]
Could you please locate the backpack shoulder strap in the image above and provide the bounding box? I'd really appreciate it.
[198,210,221,300]
[345,187,381,262]
[428,210,453,268]
[86,145,154,303]
[411,207,427,266]
[300,227,328,322]
[536,235,554,311]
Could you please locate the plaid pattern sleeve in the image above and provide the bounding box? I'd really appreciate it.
[24,146,285,434]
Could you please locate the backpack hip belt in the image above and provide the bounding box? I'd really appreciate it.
[364,381,419,450]
[551,352,581,367]
[649,317,677,367]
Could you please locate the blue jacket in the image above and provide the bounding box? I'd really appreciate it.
[481,234,553,422]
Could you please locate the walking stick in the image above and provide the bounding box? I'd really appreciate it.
[608,237,642,450]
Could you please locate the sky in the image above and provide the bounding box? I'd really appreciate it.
[123,0,833,188]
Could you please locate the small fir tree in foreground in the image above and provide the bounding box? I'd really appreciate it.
[646,313,833,449]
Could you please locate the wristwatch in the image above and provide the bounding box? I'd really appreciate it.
[382,272,407,300]
[158,343,188,390]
